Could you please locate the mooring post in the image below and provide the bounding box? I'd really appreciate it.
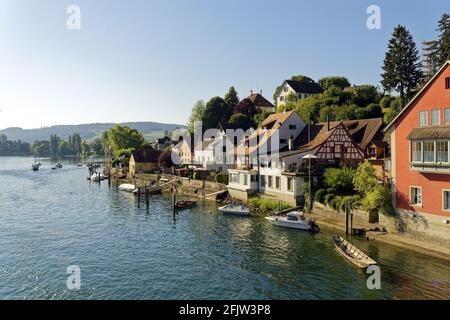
[98,172,101,185]
[345,206,349,236]
[137,187,141,208]
[350,213,354,236]
[108,174,111,187]
[172,193,176,214]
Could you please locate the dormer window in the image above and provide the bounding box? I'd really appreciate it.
[289,124,296,130]
[419,111,428,127]
[431,109,441,126]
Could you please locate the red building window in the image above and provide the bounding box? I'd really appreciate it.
[446,77,450,89]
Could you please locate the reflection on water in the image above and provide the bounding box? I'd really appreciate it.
[0,157,449,300]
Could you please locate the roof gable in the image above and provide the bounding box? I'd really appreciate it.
[384,60,450,132]
[284,79,323,94]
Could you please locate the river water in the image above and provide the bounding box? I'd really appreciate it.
[0,156,449,300]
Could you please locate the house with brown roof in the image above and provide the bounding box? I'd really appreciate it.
[236,92,276,114]
[227,111,306,204]
[129,149,162,177]
[227,112,388,206]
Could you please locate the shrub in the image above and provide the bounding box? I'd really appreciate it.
[326,188,336,194]
[324,194,335,207]
[324,167,355,194]
[353,160,378,194]
[339,195,362,212]
[248,197,291,212]
[215,173,229,185]
[328,199,337,210]
[315,189,327,203]
[362,184,394,216]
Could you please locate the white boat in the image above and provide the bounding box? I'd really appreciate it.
[55,163,63,169]
[266,211,320,232]
[90,173,107,182]
[218,204,250,216]
[118,183,137,193]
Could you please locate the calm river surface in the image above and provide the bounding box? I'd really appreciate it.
[0,156,449,300]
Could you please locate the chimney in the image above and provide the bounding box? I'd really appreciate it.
[260,89,263,95]
[288,134,294,151]
[250,90,253,95]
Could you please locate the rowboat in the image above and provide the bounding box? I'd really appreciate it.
[218,204,250,216]
[333,236,377,269]
[266,212,320,232]
[174,200,197,210]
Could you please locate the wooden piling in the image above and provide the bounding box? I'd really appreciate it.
[137,187,141,208]
[345,206,349,236]
[350,213,354,235]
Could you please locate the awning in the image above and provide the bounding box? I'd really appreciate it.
[407,127,450,140]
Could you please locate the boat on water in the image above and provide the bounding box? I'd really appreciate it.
[55,163,63,169]
[90,173,108,182]
[218,203,250,216]
[265,211,320,232]
[174,200,197,210]
[31,164,39,171]
[118,183,137,193]
[77,163,83,167]
[333,236,377,269]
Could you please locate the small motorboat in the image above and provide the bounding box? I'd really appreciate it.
[55,163,63,169]
[265,211,320,232]
[174,200,197,210]
[218,203,250,216]
[51,167,57,170]
[77,163,83,167]
[31,164,39,171]
[90,173,108,182]
[118,183,137,193]
[333,236,377,269]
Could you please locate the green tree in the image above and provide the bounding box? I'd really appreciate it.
[201,96,232,130]
[107,125,144,156]
[49,135,60,157]
[224,86,239,109]
[229,113,250,124]
[351,85,380,107]
[362,184,394,216]
[187,100,206,134]
[318,76,351,91]
[437,13,450,67]
[90,138,104,155]
[58,140,72,156]
[381,25,423,107]
[324,167,355,195]
[353,160,378,194]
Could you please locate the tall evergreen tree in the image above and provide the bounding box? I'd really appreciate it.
[224,86,239,109]
[187,100,206,134]
[422,40,439,82]
[49,134,60,157]
[437,13,450,67]
[381,25,423,107]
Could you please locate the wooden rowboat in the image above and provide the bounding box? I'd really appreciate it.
[333,236,377,269]
[174,200,197,210]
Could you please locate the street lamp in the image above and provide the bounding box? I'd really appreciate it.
[302,153,318,213]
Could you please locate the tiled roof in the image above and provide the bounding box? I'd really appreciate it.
[131,149,161,163]
[285,80,323,94]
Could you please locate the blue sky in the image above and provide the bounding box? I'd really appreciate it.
[0,0,448,129]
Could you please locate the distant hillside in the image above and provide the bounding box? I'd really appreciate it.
[0,122,187,143]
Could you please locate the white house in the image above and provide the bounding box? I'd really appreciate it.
[276,79,323,106]
[227,111,308,204]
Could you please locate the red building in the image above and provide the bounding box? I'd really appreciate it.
[385,61,450,219]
